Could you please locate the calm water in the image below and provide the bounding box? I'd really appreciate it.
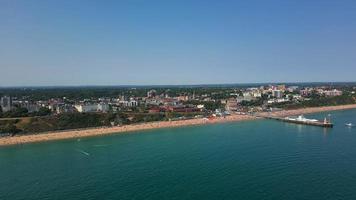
[1,109,356,200]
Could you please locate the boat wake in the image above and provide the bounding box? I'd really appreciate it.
[93,144,109,147]
[75,149,90,156]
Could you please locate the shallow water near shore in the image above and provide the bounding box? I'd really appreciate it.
[1,109,356,200]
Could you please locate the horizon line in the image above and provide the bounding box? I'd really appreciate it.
[1,81,356,88]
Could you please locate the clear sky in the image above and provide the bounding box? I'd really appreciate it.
[1,0,356,86]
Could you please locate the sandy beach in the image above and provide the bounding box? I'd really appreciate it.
[1,104,356,146]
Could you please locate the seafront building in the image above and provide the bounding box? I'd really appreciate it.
[21,102,40,113]
[322,89,343,97]
[0,96,12,112]
[56,104,76,114]
[97,103,110,112]
[147,90,157,98]
[225,98,238,112]
[74,103,111,113]
[75,104,98,113]
[272,90,283,98]
[119,99,138,107]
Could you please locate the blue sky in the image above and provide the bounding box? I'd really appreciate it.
[1,0,356,86]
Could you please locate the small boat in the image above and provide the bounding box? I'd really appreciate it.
[345,123,354,127]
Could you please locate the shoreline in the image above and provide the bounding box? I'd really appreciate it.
[1,104,356,147]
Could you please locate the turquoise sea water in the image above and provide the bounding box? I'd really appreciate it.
[1,109,356,200]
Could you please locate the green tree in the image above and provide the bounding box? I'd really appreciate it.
[36,107,52,116]
[0,124,21,135]
[2,107,29,118]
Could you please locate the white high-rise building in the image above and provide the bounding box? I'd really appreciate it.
[97,103,110,112]
[75,104,98,113]
[147,90,157,98]
[272,90,283,98]
[0,96,12,112]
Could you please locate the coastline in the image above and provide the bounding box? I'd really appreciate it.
[1,104,356,146]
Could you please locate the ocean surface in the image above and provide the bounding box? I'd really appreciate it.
[1,109,356,200]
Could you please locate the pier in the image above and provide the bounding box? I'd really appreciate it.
[257,115,333,128]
